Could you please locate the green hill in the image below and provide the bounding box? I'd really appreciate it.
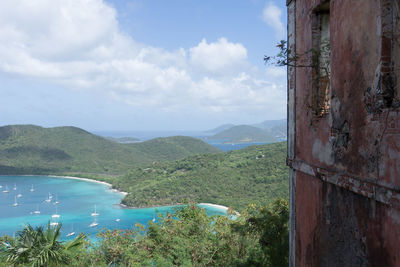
[206,125,277,143]
[0,125,220,175]
[114,142,288,210]
[205,123,235,134]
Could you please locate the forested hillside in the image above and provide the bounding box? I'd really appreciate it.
[114,142,288,210]
[0,125,220,175]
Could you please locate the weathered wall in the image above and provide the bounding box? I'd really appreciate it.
[287,0,400,266]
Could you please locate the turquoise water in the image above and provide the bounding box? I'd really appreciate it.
[204,140,271,152]
[0,176,226,239]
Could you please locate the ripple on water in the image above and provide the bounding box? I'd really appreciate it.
[0,175,227,239]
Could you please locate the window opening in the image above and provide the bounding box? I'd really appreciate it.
[394,0,400,100]
[312,3,331,117]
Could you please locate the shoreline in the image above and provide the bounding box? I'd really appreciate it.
[47,175,129,196]
[198,203,229,212]
[7,174,128,196]
[120,202,230,213]
[1,175,235,214]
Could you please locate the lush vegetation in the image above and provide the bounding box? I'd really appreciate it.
[114,142,288,211]
[0,200,289,267]
[0,223,85,266]
[0,125,219,176]
[0,126,289,266]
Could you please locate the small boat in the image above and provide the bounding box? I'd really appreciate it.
[89,219,99,228]
[13,183,17,191]
[66,231,75,237]
[50,222,59,226]
[33,205,41,214]
[115,218,120,222]
[89,222,98,227]
[0,185,3,189]
[66,224,75,237]
[152,216,156,222]
[48,193,53,199]
[12,196,18,207]
[44,193,52,203]
[30,185,34,192]
[17,191,22,198]
[53,194,59,204]
[3,185,9,193]
[51,206,60,218]
[91,205,99,216]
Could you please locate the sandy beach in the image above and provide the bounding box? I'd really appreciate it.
[199,203,241,216]
[49,175,129,196]
[198,203,229,212]
[17,174,129,196]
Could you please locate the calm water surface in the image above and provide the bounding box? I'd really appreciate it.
[0,176,226,239]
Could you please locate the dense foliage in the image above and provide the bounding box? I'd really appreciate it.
[0,125,219,175]
[114,142,288,211]
[0,200,288,266]
[0,223,85,266]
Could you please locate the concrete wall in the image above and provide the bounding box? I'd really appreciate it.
[287,0,400,266]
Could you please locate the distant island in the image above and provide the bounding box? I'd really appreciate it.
[205,119,286,143]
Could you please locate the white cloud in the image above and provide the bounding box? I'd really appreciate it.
[189,38,248,75]
[0,0,286,119]
[262,2,285,40]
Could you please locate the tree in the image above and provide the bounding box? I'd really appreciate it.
[0,223,85,267]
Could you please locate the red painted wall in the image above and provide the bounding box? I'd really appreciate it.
[288,0,400,266]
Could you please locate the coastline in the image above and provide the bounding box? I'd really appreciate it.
[198,203,229,212]
[47,175,129,196]
[12,174,128,196]
[119,202,232,214]
[1,175,235,214]
[198,203,240,216]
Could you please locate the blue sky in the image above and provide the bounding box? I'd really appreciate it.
[0,0,287,131]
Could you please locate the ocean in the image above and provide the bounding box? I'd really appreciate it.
[0,175,226,240]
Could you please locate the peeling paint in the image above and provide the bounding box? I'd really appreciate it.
[312,139,334,165]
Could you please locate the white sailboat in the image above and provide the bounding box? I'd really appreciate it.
[0,185,3,189]
[66,224,75,237]
[13,183,17,191]
[12,196,18,207]
[3,185,9,193]
[30,185,34,192]
[50,221,59,226]
[152,215,156,222]
[45,193,52,203]
[33,205,41,214]
[53,194,59,204]
[51,206,60,218]
[115,218,120,222]
[17,190,22,198]
[89,217,99,228]
[91,205,99,216]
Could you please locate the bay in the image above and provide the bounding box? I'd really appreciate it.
[0,175,226,239]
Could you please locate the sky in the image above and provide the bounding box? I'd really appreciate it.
[0,0,287,131]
